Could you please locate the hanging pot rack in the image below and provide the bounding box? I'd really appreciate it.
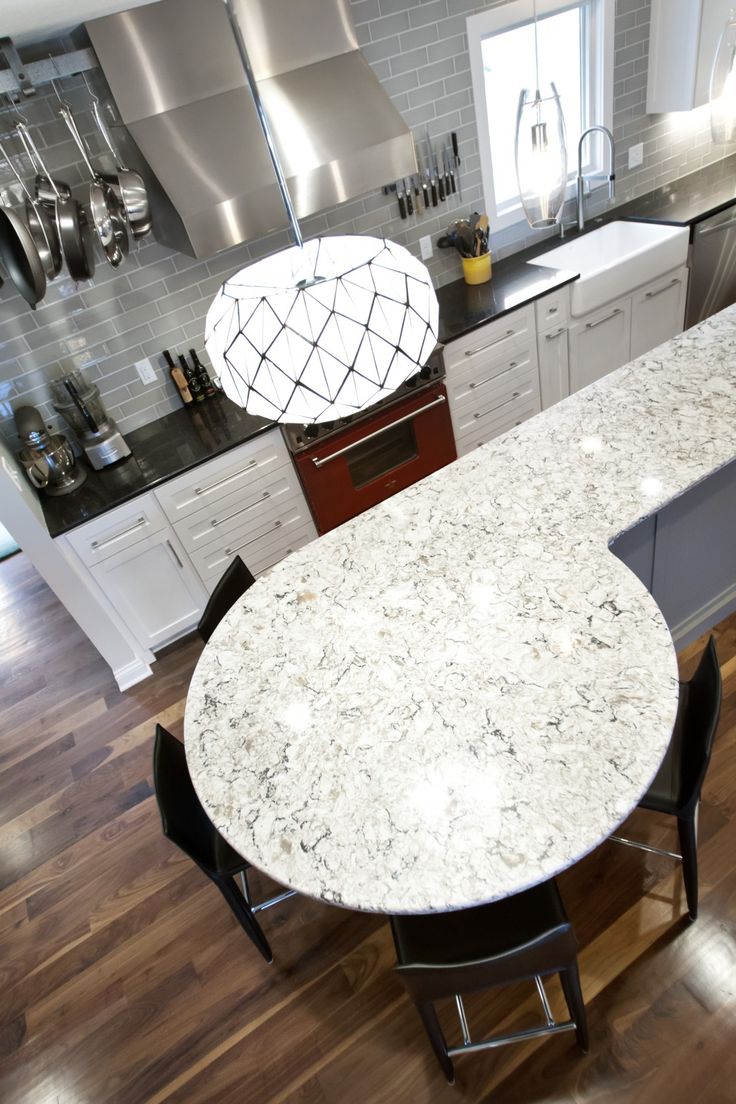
[0,37,96,100]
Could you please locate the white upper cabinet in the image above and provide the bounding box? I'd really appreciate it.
[646,0,732,114]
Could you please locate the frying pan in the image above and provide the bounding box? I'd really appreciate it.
[16,122,95,282]
[0,142,61,278]
[0,195,46,308]
[59,104,129,269]
[90,97,151,239]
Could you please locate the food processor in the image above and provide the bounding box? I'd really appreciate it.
[49,370,131,470]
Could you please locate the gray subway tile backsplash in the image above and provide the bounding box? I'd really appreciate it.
[1,0,734,448]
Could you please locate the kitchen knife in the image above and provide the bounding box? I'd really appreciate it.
[404,178,413,216]
[396,180,406,220]
[420,170,430,209]
[445,148,457,195]
[451,131,463,201]
[426,128,445,202]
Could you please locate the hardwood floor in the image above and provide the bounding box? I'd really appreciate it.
[1,551,734,1104]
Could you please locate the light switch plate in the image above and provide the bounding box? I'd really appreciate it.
[628,143,644,169]
[135,357,157,385]
[420,235,433,260]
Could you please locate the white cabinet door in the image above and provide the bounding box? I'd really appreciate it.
[90,530,208,650]
[630,266,688,360]
[647,0,732,113]
[568,298,631,393]
[537,324,569,409]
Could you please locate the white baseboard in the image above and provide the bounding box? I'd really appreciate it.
[671,582,736,648]
[114,656,154,691]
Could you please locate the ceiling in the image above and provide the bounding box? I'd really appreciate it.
[1,1,155,45]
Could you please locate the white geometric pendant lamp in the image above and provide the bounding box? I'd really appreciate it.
[206,235,439,424]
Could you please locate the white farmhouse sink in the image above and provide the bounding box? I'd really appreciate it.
[531,221,690,317]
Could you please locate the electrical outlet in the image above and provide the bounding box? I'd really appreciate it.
[135,357,157,385]
[628,143,644,170]
[419,235,433,261]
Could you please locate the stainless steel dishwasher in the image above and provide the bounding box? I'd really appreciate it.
[686,205,736,327]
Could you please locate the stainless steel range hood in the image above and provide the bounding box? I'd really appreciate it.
[84,0,415,259]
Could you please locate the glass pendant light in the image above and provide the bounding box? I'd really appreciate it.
[514,0,568,228]
[711,11,736,144]
[204,0,438,425]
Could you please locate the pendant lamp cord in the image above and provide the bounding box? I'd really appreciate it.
[223,0,304,248]
[533,0,540,96]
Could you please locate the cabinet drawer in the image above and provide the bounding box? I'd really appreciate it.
[191,501,315,585]
[155,429,288,522]
[172,467,302,554]
[452,362,538,430]
[234,523,316,583]
[455,395,539,457]
[443,305,534,371]
[447,346,535,409]
[66,494,167,567]
[535,286,570,332]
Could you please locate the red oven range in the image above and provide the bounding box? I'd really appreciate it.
[282,349,457,534]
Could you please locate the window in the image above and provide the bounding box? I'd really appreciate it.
[468,0,614,232]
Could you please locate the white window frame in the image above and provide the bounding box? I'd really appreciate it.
[468,0,615,233]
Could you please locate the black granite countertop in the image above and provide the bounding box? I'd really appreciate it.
[436,253,578,344]
[615,154,736,228]
[42,396,275,538]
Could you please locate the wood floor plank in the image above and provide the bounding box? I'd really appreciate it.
[0,552,734,1104]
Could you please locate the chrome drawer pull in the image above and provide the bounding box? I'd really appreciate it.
[585,308,621,329]
[468,361,520,390]
[545,326,566,340]
[699,215,736,237]
[224,519,285,559]
[463,328,516,357]
[473,390,525,420]
[166,539,184,569]
[211,491,270,527]
[91,516,146,550]
[644,277,680,299]
[311,394,447,467]
[194,458,259,497]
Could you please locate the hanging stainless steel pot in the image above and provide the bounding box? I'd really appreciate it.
[90,98,151,239]
[59,103,129,269]
[0,141,61,278]
[0,195,46,308]
[15,121,95,283]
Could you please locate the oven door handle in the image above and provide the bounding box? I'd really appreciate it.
[311,393,447,468]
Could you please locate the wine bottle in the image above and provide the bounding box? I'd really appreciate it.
[178,353,205,402]
[162,349,193,406]
[189,348,217,398]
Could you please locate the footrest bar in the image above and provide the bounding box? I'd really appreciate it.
[609,835,682,861]
[447,1019,576,1057]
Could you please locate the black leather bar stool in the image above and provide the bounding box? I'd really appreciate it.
[610,635,721,920]
[391,879,588,1084]
[197,554,256,643]
[152,724,296,962]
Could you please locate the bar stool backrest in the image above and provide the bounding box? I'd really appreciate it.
[197,555,256,644]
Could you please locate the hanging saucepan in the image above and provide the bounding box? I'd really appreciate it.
[13,121,72,206]
[86,83,150,239]
[15,121,95,283]
[0,190,46,308]
[0,142,61,278]
[59,104,129,269]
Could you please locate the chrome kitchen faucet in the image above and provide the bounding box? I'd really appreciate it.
[560,125,616,237]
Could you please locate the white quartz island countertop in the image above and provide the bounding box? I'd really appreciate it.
[185,306,736,915]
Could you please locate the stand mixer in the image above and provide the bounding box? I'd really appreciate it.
[14,405,87,496]
[49,370,131,470]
